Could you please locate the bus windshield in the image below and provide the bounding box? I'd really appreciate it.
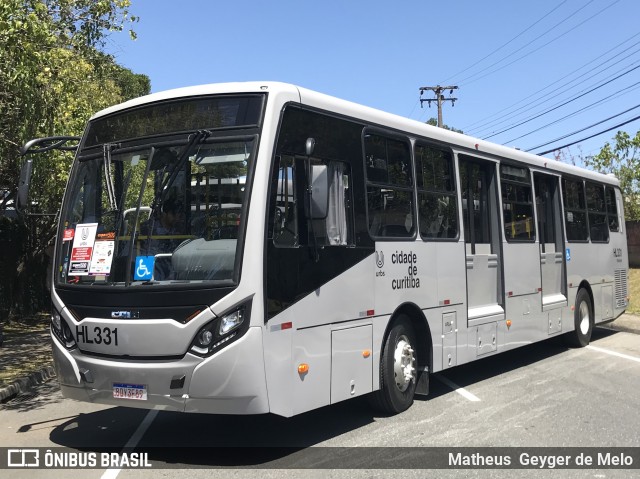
[55,137,253,287]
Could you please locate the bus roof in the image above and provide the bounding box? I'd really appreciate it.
[90,81,619,187]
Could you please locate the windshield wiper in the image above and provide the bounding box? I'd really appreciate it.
[144,130,211,255]
[103,143,119,211]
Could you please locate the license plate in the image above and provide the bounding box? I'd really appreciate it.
[113,383,147,401]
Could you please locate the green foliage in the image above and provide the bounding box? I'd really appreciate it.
[586,130,640,221]
[426,117,464,134]
[0,0,150,317]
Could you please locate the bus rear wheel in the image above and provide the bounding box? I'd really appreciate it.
[370,316,417,414]
[565,288,593,348]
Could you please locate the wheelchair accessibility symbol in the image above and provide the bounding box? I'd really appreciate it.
[134,256,155,280]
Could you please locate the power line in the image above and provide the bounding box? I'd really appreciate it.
[470,51,640,137]
[525,103,640,151]
[439,1,568,85]
[459,0,620,87]
[454,0,600,85]
[533,114,640,155]
[453,0,595,85]
[476,53,640,138]
[481,63,640,140]
[504,81,640,144]
[464,32,640,134]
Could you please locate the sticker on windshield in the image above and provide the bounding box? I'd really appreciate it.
[69,223,98,276]
[134,256,155,281]
[89,240,114,275]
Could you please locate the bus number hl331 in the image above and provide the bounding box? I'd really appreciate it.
[76,325,119,346]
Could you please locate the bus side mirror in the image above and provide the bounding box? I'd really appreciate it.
[308,164,328,219]
[303,137,328,219]
[16,158,33,214]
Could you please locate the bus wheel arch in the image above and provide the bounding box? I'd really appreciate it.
[370,304,432,414]
[565,282,594,348]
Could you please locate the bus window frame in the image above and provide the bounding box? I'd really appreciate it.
[499,162,536,244]
[585,180,610,244]
[362,128,416,242]
[414,141,460,242]
[562,176,590,244]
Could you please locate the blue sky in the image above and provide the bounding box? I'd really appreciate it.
[106,0,640,161]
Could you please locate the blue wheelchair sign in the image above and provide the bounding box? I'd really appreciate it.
[565,248,571,262]
[134,256,155,280]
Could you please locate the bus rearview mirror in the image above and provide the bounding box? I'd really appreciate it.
[16,158,33,214]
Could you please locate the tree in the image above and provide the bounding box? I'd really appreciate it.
[0,0,150,318]
[585,130,640,221]
[426,117,463,134]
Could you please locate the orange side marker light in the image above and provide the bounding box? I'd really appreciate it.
[298,363,309,375]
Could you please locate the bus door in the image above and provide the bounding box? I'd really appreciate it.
[534,173,566,310]
[459,155,504,335]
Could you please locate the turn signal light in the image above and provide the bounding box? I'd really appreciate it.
[362,350,371,358]
[298,363,309,374]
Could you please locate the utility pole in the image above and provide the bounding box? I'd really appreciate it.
[419,85,458,127]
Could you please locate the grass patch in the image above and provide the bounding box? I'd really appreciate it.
[628,268,640,315]
[0,313,52,388]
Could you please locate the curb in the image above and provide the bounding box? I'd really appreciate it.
[0,365,56,403]
[600,323,640,335]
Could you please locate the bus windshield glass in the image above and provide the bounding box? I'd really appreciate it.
[55,136,254,288]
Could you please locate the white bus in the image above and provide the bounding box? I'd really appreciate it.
[21,82,628,416]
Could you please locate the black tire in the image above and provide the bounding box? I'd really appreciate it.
[564,288,593,348]
[370,316,417,414]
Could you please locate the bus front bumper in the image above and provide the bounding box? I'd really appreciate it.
[52,326,269,415]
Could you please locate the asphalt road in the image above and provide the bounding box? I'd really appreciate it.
[2,326,640,479]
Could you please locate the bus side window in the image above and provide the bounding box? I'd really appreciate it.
[605,186,619,232]
[500,164,535,242]
[562,178,588,242]
[271,155,353,248]
[586,182,609,243]
[364,133,414,238]
[415,143,458,240]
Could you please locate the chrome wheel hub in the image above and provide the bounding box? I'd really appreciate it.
[579,301,590,335]
[393,335,416,392]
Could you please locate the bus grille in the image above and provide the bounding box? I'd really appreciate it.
[614,269,628,309]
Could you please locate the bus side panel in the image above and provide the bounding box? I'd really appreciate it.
[611,188,629,319]
[435,241,467,310]
[434,240,467,371]
[565,241,621,324]
[263,255,375,417]
[373,241,438,314]
[499,294,546,351]
[186,327,270,414]
[502,243,541,298]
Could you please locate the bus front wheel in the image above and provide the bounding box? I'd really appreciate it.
[565,288,593,348]
[370,316,417,414]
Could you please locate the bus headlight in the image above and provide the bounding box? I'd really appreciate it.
[219,309,244,335]
[51,310,62,332]
[51,308,77,350]
[198,329,214,347]
[190,303,250,357]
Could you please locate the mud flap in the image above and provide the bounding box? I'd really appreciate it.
[415,366,429,397]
